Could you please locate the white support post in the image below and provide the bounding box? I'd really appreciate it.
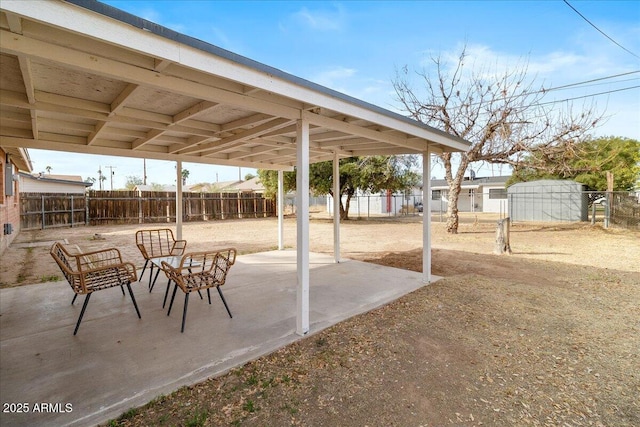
[296,119,310,336]
[277,170,284,250]
[176,159,183,240]
[333,151,340,263]
[422,149,431,283]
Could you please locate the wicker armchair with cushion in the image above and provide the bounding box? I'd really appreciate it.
[163,248,237,332]
[50,242,141,335]
[135,228,187,288]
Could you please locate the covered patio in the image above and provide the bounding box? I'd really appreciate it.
[1,1,468,425]
[1,250,436,426]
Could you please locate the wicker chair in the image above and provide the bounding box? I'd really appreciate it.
[135,229,187,288]
[50,242,141,335]
[163,248,237,332]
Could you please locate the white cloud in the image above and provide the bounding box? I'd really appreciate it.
[209,26,233,49]
[311,66,357,87]
[288,4,346,32]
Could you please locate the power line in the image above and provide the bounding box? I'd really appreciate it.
[546,77,639,93]
[535,85,640,106]
[541,70,640,93]
[563,0,640,60]
[442,71,639,110]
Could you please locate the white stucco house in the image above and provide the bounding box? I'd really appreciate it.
[430,176,510,214]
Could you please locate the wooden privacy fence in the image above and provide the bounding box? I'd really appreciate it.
[20,191,276,230]
[20,193,87,230]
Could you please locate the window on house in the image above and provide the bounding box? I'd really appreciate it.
[431,190,441,200]
[489,188,507,199]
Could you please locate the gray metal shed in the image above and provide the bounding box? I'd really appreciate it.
[508,180,588,222]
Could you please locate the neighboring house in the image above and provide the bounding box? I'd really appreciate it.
[135,180,254,193]
[134,184,177,192]
[234,177,265,193]
[19,172,93,194]
[169,180,244,193]
[1,147,32,254]
[328,187,423,217]
[207,180,244,193]
[430,176,510,214]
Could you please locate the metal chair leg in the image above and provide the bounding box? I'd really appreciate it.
[207,288,212,304]
[148,264,155,289]
[150,268,160,292]
[181,293,190,333]
[163,279,172,308]
[120,285,125,296]
[140,259,149,278]
[126,283,141,319]
[73,293,92,335]
[167,284,178,316]
[217,287,232,318]
[71,293,78,305]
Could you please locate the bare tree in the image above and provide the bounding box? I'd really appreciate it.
[393,46,602,233]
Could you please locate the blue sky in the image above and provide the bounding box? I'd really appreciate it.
[29,0,640,188]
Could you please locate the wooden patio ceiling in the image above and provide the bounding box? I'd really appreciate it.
[0,0,469,171]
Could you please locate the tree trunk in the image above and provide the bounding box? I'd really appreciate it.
[446,185,460,234]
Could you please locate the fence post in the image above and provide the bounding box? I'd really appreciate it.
[41,194,45,230]
[70,195,74,227]
[604,192,611,228]
[85,193,89,225]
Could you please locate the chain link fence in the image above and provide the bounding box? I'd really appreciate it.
[508,190,639,230]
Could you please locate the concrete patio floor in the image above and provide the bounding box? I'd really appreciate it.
[0,250,437,427]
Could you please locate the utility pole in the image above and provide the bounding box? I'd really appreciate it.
[104,165,116,190]
[143,159,147,185]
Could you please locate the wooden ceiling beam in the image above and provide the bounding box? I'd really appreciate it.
[302,111,429,152]
[179,118,293,156]
[172,100,219,124]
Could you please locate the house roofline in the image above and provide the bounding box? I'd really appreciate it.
[19,172,93,187]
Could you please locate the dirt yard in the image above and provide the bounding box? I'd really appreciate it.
[1,213,639,426]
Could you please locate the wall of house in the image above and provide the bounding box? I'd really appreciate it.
[327,192,415,217]
[429,188,480,213]
[20,176,87,194]
[0,149,21,255]
[481,186,509,214]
